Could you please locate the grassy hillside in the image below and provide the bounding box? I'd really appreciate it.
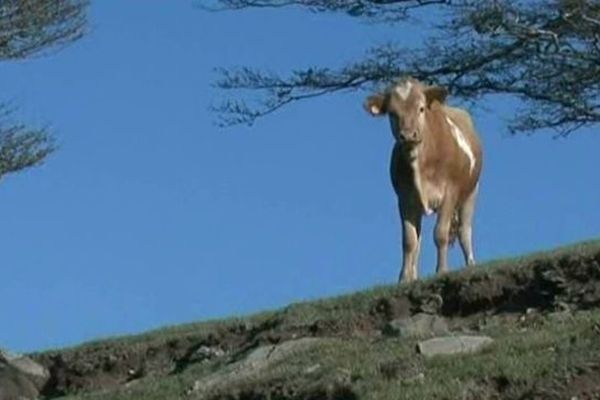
[32,240,600,399]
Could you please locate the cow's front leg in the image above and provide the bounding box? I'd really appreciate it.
[434,201,455,274]
[399,201,422,283]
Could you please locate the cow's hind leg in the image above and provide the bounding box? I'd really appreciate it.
[399,201,422,283]
[458,184,478,267]
[434,200,455,275]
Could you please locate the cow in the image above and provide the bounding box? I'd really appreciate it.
[364,77,483,283]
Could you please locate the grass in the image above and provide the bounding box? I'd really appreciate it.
[44,238,600,354]
[56,309,600,399]
[39,238,600,400]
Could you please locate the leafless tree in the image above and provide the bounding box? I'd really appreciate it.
[207,0,600,135]
[0,0,88,178]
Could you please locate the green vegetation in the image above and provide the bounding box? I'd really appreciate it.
[36,239,600,399]
[55,310,600,399]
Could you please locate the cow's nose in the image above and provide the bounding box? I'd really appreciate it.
[399,130,420,144]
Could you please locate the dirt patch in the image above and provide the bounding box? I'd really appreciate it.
[203,368,359,400]
[522,364,600,400]
[205,381,358,400]
[561,365,600,400]
[377,358,423,382]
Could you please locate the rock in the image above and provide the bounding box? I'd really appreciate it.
[0,365,39,400]
[416,294,444,314]
[554,301,571,312]
[384,313,448,338]
[0,349,49,388]
[402,372,425,385]
[187,379,203,395]
[304,363,321,374]
[0,348,50,400]
[417,335,493,357]
[243,337,322,368]
[189,337,332,395]
[197,346,225,359]
[188,345,225,364]
[548,310,573,324]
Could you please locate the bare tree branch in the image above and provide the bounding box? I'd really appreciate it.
[200,0,453,22]
[210,0,600,135]
[0,0,88,60]
[0,0,88,178]
[0,105,55,178]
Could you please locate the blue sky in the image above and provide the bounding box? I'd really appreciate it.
[0,2,597,352]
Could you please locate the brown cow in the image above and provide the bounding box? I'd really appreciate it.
[365,77,483,283]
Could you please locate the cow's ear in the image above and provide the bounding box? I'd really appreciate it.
[364,93,387,116]
[424,86,448,107]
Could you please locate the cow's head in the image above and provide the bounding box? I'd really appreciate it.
[365,78,448,146]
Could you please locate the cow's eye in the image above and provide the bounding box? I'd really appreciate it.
[419,106,425,113]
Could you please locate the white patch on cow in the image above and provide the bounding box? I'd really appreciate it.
[411,161,429,214]
[395,81,413,100]
[446,116,476,174]
[409,150,432,215]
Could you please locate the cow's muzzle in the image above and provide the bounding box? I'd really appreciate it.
[398,131,422,145]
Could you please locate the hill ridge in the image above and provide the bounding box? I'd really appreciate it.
[22,240,600,399]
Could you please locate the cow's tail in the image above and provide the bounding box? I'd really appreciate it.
[448,210,460,247]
